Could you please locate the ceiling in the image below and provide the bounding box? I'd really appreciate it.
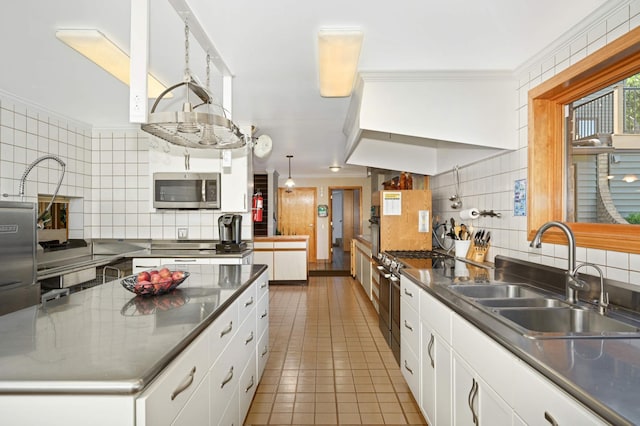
[0,0,610,179]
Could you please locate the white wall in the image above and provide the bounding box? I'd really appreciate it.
[430,0,640,285]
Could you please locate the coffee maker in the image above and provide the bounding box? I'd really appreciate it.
[216,214,246,253]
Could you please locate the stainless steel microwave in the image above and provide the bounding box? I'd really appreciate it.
[153,172,221,209]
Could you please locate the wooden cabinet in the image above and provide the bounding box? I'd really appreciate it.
[372,190,432,252]
[253,238,308,282]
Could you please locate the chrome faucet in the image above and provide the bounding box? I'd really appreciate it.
[530,221,584,304]
[572,263,609,315]
[18,155,66,225]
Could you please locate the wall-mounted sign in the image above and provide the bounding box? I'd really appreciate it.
[317,204,328,217]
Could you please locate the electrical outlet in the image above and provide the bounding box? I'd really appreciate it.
[177,228,188,240]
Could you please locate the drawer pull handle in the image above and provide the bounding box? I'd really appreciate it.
[260,282,267,288]
[245,375,255,393]
[170,366,196,401]
[404,320,413,331]
[468,379,479,426]
[427,333,435,368]
[245,331,254,345]
[245,297,254,307]
[261,346,269,357]
[220,321,233,338]
[260,310,268,319]
[174,259,197,262]
[404,288,413,297]
[544,412,559,426]
[221,366,234,389]
[404,360,413,375]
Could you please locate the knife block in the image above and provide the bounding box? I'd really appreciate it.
[466,241,489,263]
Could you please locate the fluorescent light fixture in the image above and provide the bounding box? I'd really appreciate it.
[317,29,363,97]
[329,166,341,172]
[56,29,167,98]
[622,174,638,183]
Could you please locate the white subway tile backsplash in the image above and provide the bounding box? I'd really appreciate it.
[607,250,629,269]
[630,254,640,271]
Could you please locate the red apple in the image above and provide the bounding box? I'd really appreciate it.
[150,273,162,284]
[172,270,185,281]
[158,277,174,291]
[137,271,151,282]
[159,267,172,278]
[149,270,159,276]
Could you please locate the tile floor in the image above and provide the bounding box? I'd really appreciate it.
[244,276,427,425]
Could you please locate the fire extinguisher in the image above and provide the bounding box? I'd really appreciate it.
[252,191,263,222]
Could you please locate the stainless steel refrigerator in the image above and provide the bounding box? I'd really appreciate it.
[0,201,39,316]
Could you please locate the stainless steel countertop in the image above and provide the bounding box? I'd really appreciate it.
[402,259,640,425]
[0,264,266,395]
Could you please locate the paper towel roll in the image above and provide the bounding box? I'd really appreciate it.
[459,208,480,221]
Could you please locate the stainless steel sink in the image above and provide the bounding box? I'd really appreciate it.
[495,307,640,337]
[450,284,545,299]
[476,298,568,308]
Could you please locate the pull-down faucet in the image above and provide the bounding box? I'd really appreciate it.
[18,155,66,225]
[571,263,609,315]
[530,221,584,304]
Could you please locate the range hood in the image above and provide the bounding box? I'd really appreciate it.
[343,71,519,175]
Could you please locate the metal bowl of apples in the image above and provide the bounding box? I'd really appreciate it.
[121,268,190,296]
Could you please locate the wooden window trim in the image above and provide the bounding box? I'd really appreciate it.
[528,26,640,254]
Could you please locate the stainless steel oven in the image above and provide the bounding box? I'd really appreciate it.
[375,253,401,365]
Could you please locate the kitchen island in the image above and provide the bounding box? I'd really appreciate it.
[401,256,640,425]
[0,263,269,426]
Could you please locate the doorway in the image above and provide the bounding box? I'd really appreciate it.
[277,187,317,261]
[327,186,361,272]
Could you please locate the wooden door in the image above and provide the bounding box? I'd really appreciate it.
[278,187,317,261]
[342,190,354,251]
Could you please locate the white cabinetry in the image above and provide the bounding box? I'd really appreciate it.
[420,290,452,426]
[221,151,249,212]
[404,276,607,426]
[253,238,307,282]
[400,277,421,398]
[132,257,247,274]
[353,240,372,298]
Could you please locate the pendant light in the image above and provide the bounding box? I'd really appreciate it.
[141,19,245,149]
[285,155,295,191]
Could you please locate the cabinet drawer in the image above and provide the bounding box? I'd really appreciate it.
[513,362,605,425]
[209,301,239,366]
[400,299,420,357]
[257,328,269,380]
[171,375,209,426]
[133,258,161,274]
[400,339,420,398]
[256,271,269,300]
[210,337,241,421]
[274,241,306,249]
[253,241,274,250]
[161,258,210,266]
[239,352,258,425]
[400,276,420,313]
[237,305,257,370]
[420,290,452,344]
[238,283,257,323]
[216,382,239,426]
[136,330,209,426]
[257,291,269,339]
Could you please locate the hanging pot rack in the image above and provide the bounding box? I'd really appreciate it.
[140,19,246,150]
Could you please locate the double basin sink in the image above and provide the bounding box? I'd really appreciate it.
[448,284,640,339]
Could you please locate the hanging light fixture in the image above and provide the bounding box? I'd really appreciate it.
[141,19,245,149]
[285,155,295,191]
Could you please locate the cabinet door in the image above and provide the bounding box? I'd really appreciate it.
[252,251,274,281]
[239,353,258,425]
[273,250,306,280]
[421,322,452,426]
[453,354,512,426]
[221,153,249,212]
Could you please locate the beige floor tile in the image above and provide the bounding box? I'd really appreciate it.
[338,412,362,424]
[376,393,398,403]
[268,412,293,424]
[315,402,337,413]
[337,402,359,413]
[274,393,296,403]
[356,393,377,402]
[315,393,336,403]
[382,412,407,424]
[379,401,403,413]
[253,392,276,403]
[272,401,294,413]
[244,412,270,425]
[314,412,337,424]
[335,384,356,393]
[358,402,380,413]
[294,402,315,413]
[404,411,428,424]
[336,392,357,403]
[295,392,315,403]
[249,402,273,414]
[291,412,315,424]
[360,412,385,424]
